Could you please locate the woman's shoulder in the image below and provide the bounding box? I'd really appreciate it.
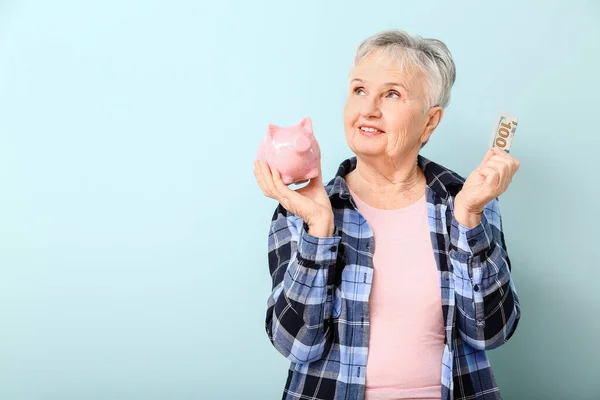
[417,155,467,198]
[418,155,465,183]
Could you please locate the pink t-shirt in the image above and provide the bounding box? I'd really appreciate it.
[348,187,445,400]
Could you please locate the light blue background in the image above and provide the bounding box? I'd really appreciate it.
[1,1,599,399]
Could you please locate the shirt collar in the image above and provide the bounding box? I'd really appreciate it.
[325,155,465,202]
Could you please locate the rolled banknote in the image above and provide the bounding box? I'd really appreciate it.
[490,112,518,153]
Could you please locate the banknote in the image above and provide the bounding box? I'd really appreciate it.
[490,112,518,153]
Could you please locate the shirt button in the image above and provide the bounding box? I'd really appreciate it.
[474,284,480,292]
[468,239,477,247]
[329,246,337,252]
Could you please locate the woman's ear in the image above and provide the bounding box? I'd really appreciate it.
[420,106,444,144]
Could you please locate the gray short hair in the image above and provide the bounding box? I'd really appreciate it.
[352,29,456,110]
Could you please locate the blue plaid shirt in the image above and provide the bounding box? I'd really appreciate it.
[265,155,521,400]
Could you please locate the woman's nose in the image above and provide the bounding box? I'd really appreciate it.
[360,97,382,118]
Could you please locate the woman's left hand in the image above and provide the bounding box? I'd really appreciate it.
[455,147,520,216]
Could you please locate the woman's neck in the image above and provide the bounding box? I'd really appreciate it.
[346,155,426,210]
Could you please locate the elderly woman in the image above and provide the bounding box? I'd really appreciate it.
[254,29,520,400]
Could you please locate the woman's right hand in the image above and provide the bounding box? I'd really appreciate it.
[254,160,335,237]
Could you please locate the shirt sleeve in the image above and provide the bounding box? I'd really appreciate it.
[449,197,521,350]
[265,204,341,364]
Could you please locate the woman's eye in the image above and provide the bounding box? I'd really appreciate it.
[353,87,366,96]
[387,91,400,99]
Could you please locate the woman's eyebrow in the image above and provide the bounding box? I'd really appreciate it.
[382,81,410,92]
[350,78,410,92]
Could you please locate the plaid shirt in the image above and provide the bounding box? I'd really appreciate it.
[265,155,520,400]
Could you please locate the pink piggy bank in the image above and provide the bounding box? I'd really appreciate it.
[256,116,321,185]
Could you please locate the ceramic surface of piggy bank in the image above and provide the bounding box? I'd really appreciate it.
[256,117,321,185]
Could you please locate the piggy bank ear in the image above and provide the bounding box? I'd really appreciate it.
[298,117,313,134]
[267,124,278,139]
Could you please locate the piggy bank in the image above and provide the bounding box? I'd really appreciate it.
[256,116,321,185]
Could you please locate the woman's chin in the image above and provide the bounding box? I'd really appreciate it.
[348,142,385,158]
[346,131,387,156]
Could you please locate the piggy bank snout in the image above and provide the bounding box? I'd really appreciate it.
[295,136,311,152]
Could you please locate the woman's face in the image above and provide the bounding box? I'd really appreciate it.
[343,51,437,161]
